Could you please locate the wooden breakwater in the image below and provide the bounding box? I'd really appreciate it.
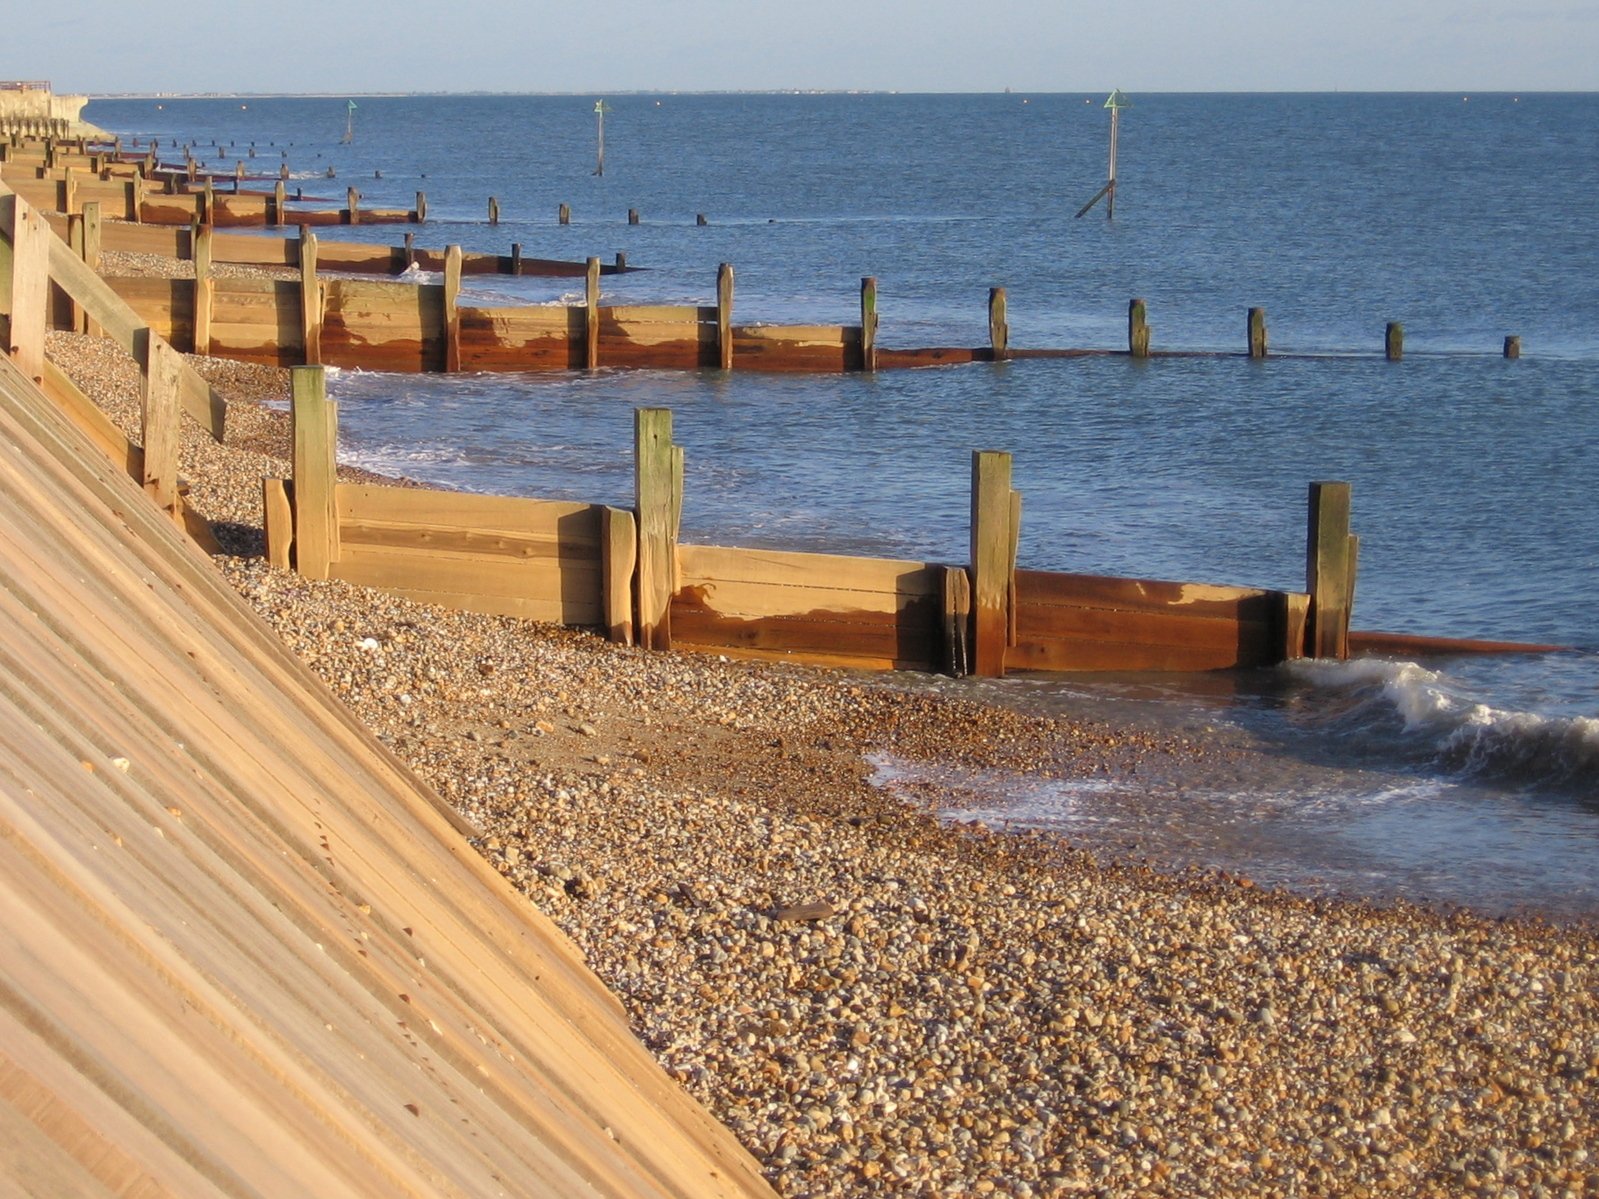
[264,384,1347,677]
[4,180,1561,677]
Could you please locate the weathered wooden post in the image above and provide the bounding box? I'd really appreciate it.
[971,450,1016,678]
[200,177,214,226]
[634,408,680,651]
[600,507,638,645]
[299,230,322,366]
[510,242,523,275]
[139,332,184,517]
[1385,322,1404,361]
[942,566,973,677]
[1503,335,1521,359]
[615,251,627,271]
[414,191,427,223]
[628,207,640,225]
[443,244,463,372]
[988,287,1009,360]
[585,257,602,370]
[79,200,102,337]
[696,213,708,226]
[403,231,416,269]
[346,186,360,225]
[716,262,735,371]
[272,179,286,227]
[1247,307,1268,358]
[290,366,339,579]
[558,202,571,225]
[488,196,499,225]
[192,221,214,356]
[860,276,879,372]
[1306,481,1354,659]
[1128,298,1150,358]
[1,193,48,386]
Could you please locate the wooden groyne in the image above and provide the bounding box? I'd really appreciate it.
[263,380,1344,677]
[7,133,1530,376]
[4,176,1558,678]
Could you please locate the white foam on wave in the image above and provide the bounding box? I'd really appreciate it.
[1288,657,1599,790]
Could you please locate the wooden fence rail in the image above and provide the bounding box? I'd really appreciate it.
[1,180,225,547]
[259,375,1356,677]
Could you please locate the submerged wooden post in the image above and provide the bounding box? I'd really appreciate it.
[860,276,878,372]
[970,450,1015,678]
[1306,481,1354,659]
[290,366,339,580]
[558,202,571,225]
[1503,335,1521,360]
[443,245,462,372]
[1128,298,1150,357]
[488,196,499,225]
[192,221,214,356]
[2,194,48,385]
[585,256,601,370]
[414,191,427,223]
[988,288,1008,360]
[716,263,735,371]
[628,207,640,225]
[1385,322,1404,361]
[634,408,678,651]
[299,230,322,366]
[1247,307,1268,358]
[139,333,184,516]
[942,566,972,677]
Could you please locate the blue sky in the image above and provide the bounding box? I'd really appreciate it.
[13,1,1599,94]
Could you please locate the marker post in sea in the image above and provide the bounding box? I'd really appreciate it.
[593,100,610,176]
[1076,88,1129,219]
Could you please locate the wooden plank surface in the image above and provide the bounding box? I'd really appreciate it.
[337,482,599,533]
[0,353,776,1199]
[1009,568,1294,672]
[329,544,602,625]
[671,543,942,668]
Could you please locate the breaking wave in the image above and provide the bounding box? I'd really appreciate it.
[1288,657,1599,793]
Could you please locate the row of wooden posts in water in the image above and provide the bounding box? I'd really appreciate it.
[18,210,1529,379]
[4,169,1560,675]
[4,135,719,231]
[7,135,1529,366]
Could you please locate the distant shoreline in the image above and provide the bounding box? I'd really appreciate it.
[86,88,1597,101]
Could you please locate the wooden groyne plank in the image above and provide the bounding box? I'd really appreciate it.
[1008,571,1307,673]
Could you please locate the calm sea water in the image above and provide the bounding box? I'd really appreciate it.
[86,93,1599,919]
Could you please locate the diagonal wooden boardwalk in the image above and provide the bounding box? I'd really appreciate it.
[0,351,773,1197]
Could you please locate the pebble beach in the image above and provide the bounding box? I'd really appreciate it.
[44,284,1599,1197]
